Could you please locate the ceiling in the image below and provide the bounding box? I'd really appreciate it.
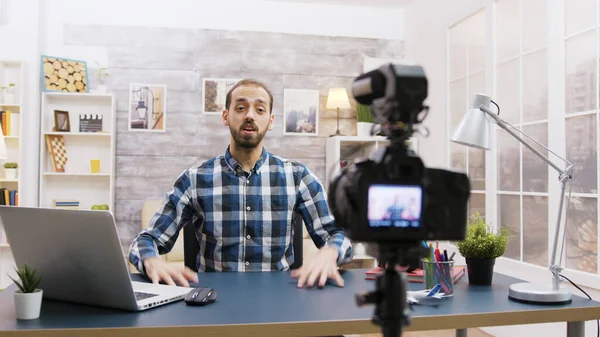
[268,0,414,8]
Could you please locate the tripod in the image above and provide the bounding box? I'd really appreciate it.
[356,244,413,337]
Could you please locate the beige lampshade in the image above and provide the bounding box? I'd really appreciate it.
[326,88,351,109]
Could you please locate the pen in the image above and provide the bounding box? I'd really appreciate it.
[443,249,448,261]
[449,252,456,261]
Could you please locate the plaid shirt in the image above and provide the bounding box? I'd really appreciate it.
[129,146,353,274]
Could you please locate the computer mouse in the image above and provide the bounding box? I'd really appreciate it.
[184,287,217,306]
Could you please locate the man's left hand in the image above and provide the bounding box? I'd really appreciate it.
[291,246,344,288]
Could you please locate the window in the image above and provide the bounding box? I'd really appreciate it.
[448,9,486,218]
[495,0,549,268]
[564,0,599,275]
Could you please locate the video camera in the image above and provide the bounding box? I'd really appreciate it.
[327,63,471,337]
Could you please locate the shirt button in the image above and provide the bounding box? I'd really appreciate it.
[246,206,251,211]
[246,235,251,240]
[245,261,250,266]
[246,180,250,184]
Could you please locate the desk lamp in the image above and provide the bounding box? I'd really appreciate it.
[452,93,573,304]
[326,88,351,136]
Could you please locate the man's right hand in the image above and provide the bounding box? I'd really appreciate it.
[143,257,199,287]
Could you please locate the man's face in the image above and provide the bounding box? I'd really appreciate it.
[223,85,274,149]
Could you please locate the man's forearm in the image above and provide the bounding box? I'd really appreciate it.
[129,234,160,275]
[325,232,354,265]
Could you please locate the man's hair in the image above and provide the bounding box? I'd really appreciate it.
[225,79,274,114]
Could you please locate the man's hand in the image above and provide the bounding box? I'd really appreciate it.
[291,246,344,288]
[143,257,198,287]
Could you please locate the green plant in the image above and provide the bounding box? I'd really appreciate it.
[457,212,510,259]
[356,103,373,123]
[9,264,43,293]
[3,162,17,169]
[95,61,109,85]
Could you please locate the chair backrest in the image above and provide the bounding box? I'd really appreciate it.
[183,213,304,272]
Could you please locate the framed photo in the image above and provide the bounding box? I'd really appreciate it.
[53,110,71,132]
[128,83,167,132]
[202,78,241,115]
[41,55,89,93]
[45,134,68,172]
[283,89,319,136]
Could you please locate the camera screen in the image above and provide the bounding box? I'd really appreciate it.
[367,184,422,228]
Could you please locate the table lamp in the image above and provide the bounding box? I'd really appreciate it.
[326,88,351,137]
[452,93,573,304]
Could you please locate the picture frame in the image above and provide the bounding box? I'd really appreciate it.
[41,55,89,93]
[53,110,71,132]
[202,78,241,115]
[283,89,319,136]
[128,83,167,132]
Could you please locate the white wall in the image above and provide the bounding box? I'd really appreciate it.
[404,1,600,336]
[42,0,405,66]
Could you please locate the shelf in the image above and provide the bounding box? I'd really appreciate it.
[44,132,110,137]
[334,136,388,143]
[0,179,18,183]
[44,92,113,99]
[0,244,9,248]
[3,136,18,140]
[0,104,19,108]
[42,172,110,177]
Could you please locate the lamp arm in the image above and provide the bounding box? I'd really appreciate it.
[480,106,573,175]
[480,105,573,290]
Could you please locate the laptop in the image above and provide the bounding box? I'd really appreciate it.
[0,206,192,311]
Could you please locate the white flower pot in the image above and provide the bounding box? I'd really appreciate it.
[357,122,375,137]
[3,93,15,104]
[92,85,108,94]
[5,168,17,180]
[14,289,43,320]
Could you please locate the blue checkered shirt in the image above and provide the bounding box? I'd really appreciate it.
[129,146,353,274]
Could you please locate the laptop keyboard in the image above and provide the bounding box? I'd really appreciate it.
[135,291,159,301]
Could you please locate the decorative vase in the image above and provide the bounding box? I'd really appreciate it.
[3,93,15,104]
[465,258,496,285]
[90,85,108,94]
[14,289,43,320]
[357,122,374,137]
[5,168,17,180]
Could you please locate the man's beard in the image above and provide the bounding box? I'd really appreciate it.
[230,122,266,149]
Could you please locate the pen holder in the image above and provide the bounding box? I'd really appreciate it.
[422,259,454,297]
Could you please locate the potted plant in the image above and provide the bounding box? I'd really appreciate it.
[94,61,109,93]
[356,103,374,137]
[3,162,17,180]
[2,83,16,104]
[9,264,44,320]
[457,212,510,285]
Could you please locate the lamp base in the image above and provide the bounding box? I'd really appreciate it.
[508,282,572,304]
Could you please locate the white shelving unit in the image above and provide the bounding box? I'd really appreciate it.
[39,92,116,213]
[325,135,419,190]
[0,59,24,289]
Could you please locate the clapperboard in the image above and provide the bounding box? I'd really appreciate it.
[79,114,103,132]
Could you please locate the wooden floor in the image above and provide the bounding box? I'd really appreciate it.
[347,329,493,337]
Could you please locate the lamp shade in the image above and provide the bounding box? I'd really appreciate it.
[451,93,493,150]
[326,88,351,109]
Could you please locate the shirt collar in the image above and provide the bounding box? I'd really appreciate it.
[224,145,269,174]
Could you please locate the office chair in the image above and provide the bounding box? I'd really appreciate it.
[183,213,304,272]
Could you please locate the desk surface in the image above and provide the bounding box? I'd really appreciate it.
[1,269,600,337]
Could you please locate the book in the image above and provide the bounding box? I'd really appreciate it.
[365,266,466,284]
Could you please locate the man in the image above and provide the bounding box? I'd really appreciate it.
[384,195,405,221]
[129,79,353,289]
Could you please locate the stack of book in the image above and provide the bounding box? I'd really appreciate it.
[52,199,79,209]
[0,188,18,206]
[365,266,466,284]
